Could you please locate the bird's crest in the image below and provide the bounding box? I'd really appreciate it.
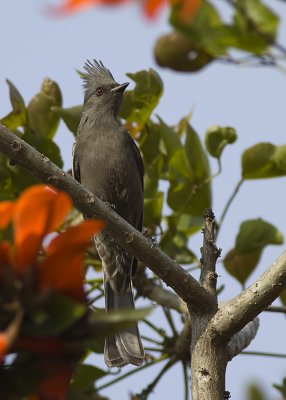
[81,60,115,90]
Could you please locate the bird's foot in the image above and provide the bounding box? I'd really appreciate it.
[101,197,116,210]
[143,228,157,249]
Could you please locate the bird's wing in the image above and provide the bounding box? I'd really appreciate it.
[129,136,144,189]
[129,136,144,276]
[72,141,81,182]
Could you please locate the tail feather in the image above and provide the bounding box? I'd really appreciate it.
[104,276,145,367]
[104,336,127,368]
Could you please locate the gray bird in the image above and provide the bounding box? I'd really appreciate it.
[72,60,145,367]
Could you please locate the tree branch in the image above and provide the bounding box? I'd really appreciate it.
[133,264,188,314]
[227,317,259,361]
[0,124,211,312]
[200,208,220,302]
[211,250,286,341]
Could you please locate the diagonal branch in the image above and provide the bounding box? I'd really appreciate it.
[211,250,286,341]
[133,264,188,314]
[0,123,211,312]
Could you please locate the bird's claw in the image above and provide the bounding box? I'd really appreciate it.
[102,198,116,210]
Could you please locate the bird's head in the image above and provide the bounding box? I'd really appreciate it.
[81,60,129,116]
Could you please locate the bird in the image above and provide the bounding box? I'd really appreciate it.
[72,60,145,367]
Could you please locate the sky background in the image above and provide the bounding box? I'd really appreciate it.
[1,0,286,399]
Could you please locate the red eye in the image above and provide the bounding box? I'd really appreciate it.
[96,87,103,97]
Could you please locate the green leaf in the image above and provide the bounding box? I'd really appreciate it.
[234,0,279,42]
[0,155,15,200]
[205,125,237,159]
[27,78,62,139]
[185,124,211,183]
[5,133,63,195]
[167,124,211,215]
[230,0,279,55]
[8,165,38,197]
[144,191,164,227]
[158,117,182,158]
[247,383,267,400]
[224,247,262,285]
[273,378,286,398]
[0,80,27,130]
[170,0,279,60]
[52,105,82,136]
[7,79,25,111]
[22,131,63,168]
[167,213,204,236]
[170,1,229,57]
[86,307,152,339]
[160,228,196,264]
[24,292,86,336]
[140,123,161,165]
[236,219,284,253]
[120,69,163,125]
[242,143,286,179]
[72,364,107,390]
[224,218,283,284]
[144,155,164,198]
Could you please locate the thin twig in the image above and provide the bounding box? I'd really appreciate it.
[242,350,286,359]
[162,307,178,337]
[96,355,169,391]
[141,335,163,346]
[265,306,286,314]
[142,319,167,337]
[218,178,244,233]
[136,358,177,399]
[144,347,166,353]
[182,362,190,400]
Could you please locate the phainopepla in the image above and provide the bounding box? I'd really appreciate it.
[72,60,145,367]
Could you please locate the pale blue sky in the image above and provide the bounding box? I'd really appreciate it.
[1,1,286,399]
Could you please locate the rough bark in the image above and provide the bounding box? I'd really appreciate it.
[190,210,226,400]
[211,249,286,340]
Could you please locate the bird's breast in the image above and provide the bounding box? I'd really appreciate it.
[76,129,143,225]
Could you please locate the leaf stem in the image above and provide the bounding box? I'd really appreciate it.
[144,347,166,353]
[218,178,244,234]
[162,307,178,337]
[141,335,163,346]
[142,319,167,337]
[136,358,177,399]
[242,350,286,358]
[265,306,286,314]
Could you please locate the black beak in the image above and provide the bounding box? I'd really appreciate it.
[111,82,129,93]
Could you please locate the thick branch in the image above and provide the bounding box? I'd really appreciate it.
[211,250,286,341]
[0,124,211,311]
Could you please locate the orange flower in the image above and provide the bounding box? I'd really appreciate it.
[47,0,201,19]
[47,0,131,16]
[0,184,104,356]
[143,0,167,18]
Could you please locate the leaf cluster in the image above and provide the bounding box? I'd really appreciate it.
[155,0,282,72]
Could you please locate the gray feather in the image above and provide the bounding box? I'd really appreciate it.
[81,59,115,91]
[73,60,145,367]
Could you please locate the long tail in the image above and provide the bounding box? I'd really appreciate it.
[104,276,145,368]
